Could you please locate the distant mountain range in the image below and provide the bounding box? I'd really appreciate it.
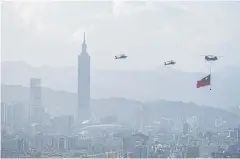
[1,84,240,130]
[1,61,240,109]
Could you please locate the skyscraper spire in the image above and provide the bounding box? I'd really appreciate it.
[82,32,87,54]
[83,32,86,43]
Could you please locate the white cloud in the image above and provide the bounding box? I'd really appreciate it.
[19,5,33,25]
[112,0,125,16]
[72,28,85,43]
[111,0,157,17]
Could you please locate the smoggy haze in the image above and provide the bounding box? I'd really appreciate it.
[1,1,240,72]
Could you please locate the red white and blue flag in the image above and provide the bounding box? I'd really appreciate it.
[196,74,211,88]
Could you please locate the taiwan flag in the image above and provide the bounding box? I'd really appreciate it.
[196,74,211,88]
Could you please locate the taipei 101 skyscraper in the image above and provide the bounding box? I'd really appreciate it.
[77,32,91,123]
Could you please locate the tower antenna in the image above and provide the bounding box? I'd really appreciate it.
[83,32,86,43]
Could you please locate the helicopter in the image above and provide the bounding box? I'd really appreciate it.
[200,55,223,61]
[115,54,127,59]
[164,60,176,66]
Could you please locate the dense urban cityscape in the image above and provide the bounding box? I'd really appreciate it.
[2,1,240,158]
[1,33,240,158]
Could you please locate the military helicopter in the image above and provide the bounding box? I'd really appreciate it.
[115,54,127,59]
[200,55,223,61]
[164,60,176,66]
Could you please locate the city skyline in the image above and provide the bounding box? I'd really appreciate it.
[2,1,240,72]
[1,1,240,158]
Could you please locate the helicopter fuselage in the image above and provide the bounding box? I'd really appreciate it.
[164,61,176,65]
[205,56,218,61]
[115,55,127,59]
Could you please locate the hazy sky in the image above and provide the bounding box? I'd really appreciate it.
[1,1,240,72]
